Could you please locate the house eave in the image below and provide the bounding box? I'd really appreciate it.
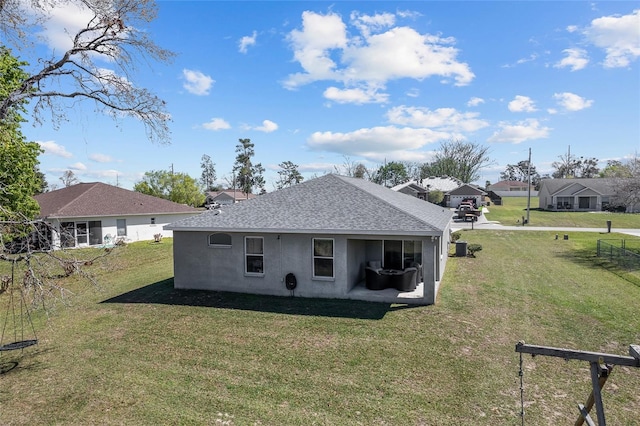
[41,211,200,220]
[165,226,445,237]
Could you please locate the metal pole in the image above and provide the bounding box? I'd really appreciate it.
[526,148,531,225]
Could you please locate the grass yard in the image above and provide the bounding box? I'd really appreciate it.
[485,196,640,228]
[1,234,639,425]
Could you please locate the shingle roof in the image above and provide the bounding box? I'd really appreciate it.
[166,174,453,236]
[34,182,200,218]
[539,178,616,196]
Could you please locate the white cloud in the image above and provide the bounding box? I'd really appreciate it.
[350,11,396,37]
[553,92,594,111]
[323,86,389,104]
[406,88,420,98]
[35,2,99,52]
[467,97,485,107]
[583,9,640,68]
[284,10,474,102]
[502,53,539,68]
[69,162,87,171]
[508,95,537,112]
[202,118,231,131]
[89,153,113,163]
[254,120,278,133]
[554,48,589,71]
[37,141,73,158]
[182,69,214,95]
[488,119,551,144]
[386,106,489,132]
[239,31,257,53]
[307,126,449,159]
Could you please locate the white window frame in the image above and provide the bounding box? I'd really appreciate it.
[208,233,232,248]
[312,238,335,279]
[244,236,264,275]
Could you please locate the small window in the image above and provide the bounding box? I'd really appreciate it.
[313,238,334,278]
[209,233,232,248]
[245,237,264,274]
[116,219,127,237]
[150,217,156,225]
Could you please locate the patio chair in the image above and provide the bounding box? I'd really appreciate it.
[396,267,417,292]
[365,267,389,290]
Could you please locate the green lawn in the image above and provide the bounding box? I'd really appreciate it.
[1,234,639,425]
[485,196,640,228]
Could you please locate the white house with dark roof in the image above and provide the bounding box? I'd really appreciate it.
[444,184,487,208]
[34,182,200,249]
[165,174,454,305]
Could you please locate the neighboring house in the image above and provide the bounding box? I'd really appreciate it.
[205,190,256,207]
[165,174,454,305]
[34,182,200,249]
[444,184,487,208]
[538,178,625,212]
[391,181,428,200]
[487,180,536,192]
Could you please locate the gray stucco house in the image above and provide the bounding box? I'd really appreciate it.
[165,174,454,305]
[538,178,619,211]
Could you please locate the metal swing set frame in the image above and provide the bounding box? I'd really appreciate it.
[515,341,640,426]
[0,261,38,353]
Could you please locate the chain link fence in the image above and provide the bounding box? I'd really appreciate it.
[597,239,640,270]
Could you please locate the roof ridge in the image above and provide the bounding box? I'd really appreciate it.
[335,175,442,232]
[55,182,100,215]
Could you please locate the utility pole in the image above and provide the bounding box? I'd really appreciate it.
[526,147,532,225]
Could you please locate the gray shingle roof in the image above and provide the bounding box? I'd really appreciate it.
[539,178,616,196]
[34,182,200,218]
[166,174,453,236]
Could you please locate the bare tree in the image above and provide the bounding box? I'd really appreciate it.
[59,170,80,187]
[334,156,371,179]
[0,207,116,313]
[0,0,174,144]
[422,139,493,183]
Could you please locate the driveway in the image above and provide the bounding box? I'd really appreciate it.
[451,207,640,237]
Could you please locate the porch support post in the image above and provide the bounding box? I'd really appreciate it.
[421,238,436,304]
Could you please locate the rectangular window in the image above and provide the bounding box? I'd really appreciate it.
[245,237,264,274]
[313,238,334,278]
[150,217,156,225]
[117,219,127,237]
[89,221,102,245]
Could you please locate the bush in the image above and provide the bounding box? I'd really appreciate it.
[451,231,462,242]
[467,244,483,257]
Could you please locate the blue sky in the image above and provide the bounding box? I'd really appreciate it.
[17,1,640,191]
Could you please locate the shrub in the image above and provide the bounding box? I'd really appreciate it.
[450,231,462,242]
[467,244,483,257]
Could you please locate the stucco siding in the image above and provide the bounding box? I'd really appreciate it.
[173,230,443,303]
[173,231,354,299]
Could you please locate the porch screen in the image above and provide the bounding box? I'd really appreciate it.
[383,240,402,270]
[60,222,75,248]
